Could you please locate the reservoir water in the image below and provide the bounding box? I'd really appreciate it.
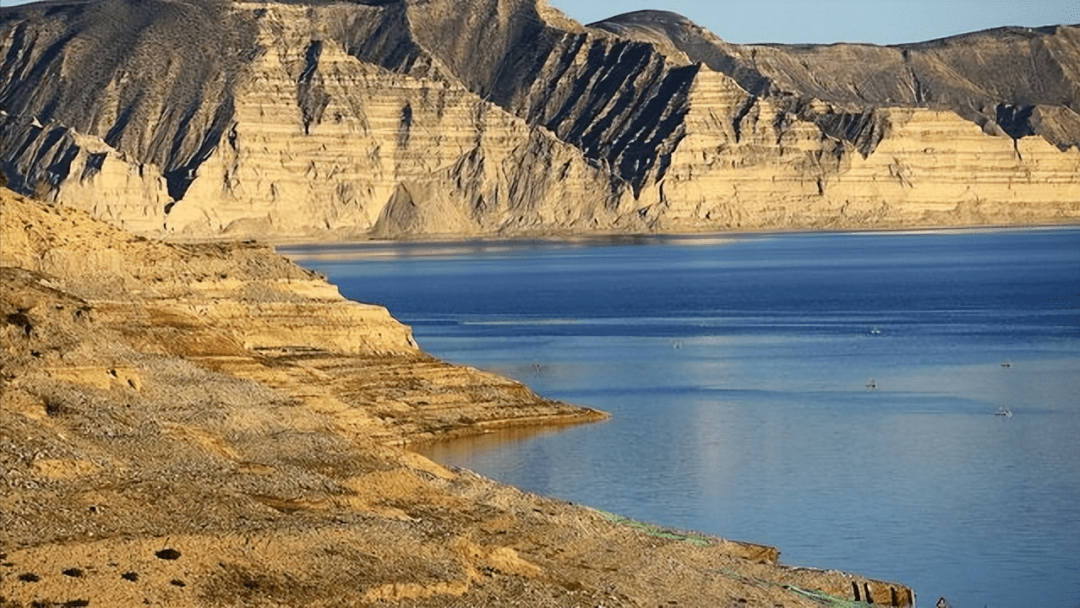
[281,229,1080,608]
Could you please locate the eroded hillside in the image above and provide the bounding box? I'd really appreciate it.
[1,0,1077,240]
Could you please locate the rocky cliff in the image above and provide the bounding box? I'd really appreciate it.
[1,188,915,606]
[1,0,1077,239]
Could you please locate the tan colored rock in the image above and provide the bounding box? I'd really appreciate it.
[652,94,1080,231]
[136,3,631,238]
[2,0,1076,240]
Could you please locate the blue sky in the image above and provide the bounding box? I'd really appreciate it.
[550,0,1079,44]
[1,0,1076,45]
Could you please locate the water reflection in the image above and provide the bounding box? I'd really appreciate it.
[413,424,582,468]
[280,234,732,264]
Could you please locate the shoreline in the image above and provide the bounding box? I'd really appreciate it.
[171,218,1080,248]
[395,408,611,448]
[270,221,1080,272]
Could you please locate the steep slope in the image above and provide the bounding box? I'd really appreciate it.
[409,2,1080,229]
[166,2,633,238]
[592,11,1080,148]
[1,0,1077,240]
[0,0,636,239]
[0,0,258,200]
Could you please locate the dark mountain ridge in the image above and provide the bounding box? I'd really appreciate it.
[591,10,1080,149]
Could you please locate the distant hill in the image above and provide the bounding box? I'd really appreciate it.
[2,0,1077,239]
[593,10,1080,148]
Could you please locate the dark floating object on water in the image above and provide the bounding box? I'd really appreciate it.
[866,378,878,390]
[995,407,1013,418]
[936,598,951,608]
[1001,360,1012,368]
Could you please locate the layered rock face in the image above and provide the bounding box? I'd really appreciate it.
[1,0,1077,239]
[0,187,608,444]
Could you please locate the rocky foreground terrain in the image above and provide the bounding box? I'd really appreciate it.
[1,188,915,606]
[1,0,1078,240]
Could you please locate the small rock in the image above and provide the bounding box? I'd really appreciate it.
[155,548,181,560]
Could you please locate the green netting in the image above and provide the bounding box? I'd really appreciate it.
[786,584,877,608]
[593,509,712,547]
[716,568,876,607]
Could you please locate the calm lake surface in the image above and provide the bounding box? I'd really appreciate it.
[281,229,1080,608]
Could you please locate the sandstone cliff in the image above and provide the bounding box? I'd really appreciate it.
[1,0,1077,239]
[1,188,914,606]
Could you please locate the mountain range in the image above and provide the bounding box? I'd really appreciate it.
[2,0,1078,239]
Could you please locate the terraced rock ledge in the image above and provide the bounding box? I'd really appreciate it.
[1,188,912,607]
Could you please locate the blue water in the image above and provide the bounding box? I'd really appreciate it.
[281,229,1080,608]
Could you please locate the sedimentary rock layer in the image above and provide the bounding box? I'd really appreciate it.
[1,0,1077,239]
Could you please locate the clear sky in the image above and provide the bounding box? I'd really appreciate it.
[1,0,1077,46]
[549,0,1080,45]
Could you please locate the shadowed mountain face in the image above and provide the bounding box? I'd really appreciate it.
[1,0,1078,239]
[591,11,1080,148]
[1,0,259,199]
